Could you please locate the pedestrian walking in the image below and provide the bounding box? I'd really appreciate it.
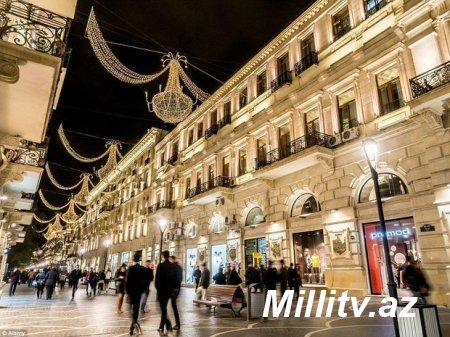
[105,268,112,291]
[279,260,289,294]
[199,262,210,300]
[85,268,92,296]
[44,267,58,300]
[69,265,82,299]
[155,250,176,334]
[98,270,106,294]
[116,264,127,313]
[126,254,151,335]
[89,270,99,297]
[140,260,154,314]
[213,267,226,285]
[35,269,46,299]
[193,266,201,290]
[170,256,182,330]
[288,263,301,298]
[404,260,430,303]
[265,261,278,291]
[8,268,20,296]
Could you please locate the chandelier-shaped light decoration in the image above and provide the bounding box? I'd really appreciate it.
[38,191,86,224]
[62,198,79,224]
[43,214,64,241]
[73,173,93,206]
[95,140,122,179]
[86,9,210,124]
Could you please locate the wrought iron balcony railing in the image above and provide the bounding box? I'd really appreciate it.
[271,70,292,92]
[0,0,71,57]
[167,153,178,165]
[409,61,450,98]
[4,139,46,167]
[148,200,176,213]
[294,52,319,76]
[365,0,387,18]
[187,176,235,199]
[256,132,333,169]
[218,114,231,129]
[205,124,219,139]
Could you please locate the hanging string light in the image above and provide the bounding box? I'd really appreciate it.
[86,9,210,124]
[38,190,70,211]
[33,213,57,224]
[62,199,79,224]
[45,163,88,190]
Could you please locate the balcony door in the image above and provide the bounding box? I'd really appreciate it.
[376,66,404,115]
[305,110,320,147]
[211,109,217,125]
[277,53,290,75]
[279,125,291,158]
[301,34,315,57]
[208,164,215,188]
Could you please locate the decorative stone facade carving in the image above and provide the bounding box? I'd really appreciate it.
[0,55,19,83]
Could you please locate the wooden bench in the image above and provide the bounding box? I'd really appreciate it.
[193,285,247,316]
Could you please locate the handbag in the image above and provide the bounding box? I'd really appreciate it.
[31,280,37,287]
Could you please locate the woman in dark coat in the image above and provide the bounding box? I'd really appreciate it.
[227,267,242,285]
[44,267,58,300]
[35,269,46,299]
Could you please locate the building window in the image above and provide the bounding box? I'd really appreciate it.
[291,194,321,217]
[359,173,408,203]
[128,224,133,241]
[239,87,247,110]
[332,7,351,40]
[160,152,165,167]
[211,109,218,125]
[222,155,230,178]
[365,0,387,17]
[238,148,247,176]
[305,109,320,134]
[377,66,404,115]
[279,124,290,158]
[257,138,267,162]
[301,34,315,57]
[172,141,178,156]
[197,122,203,139]
[338,90,358,131]
[223,102,231,117]
[245,207,265,227]
[257,71,267,96]
[188,128,194,146]
[277,53,290,75]
[185,177,191,199]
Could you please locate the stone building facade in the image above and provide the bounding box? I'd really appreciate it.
[75,0,450,305]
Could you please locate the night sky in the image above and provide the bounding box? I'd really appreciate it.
[39,0,314,209]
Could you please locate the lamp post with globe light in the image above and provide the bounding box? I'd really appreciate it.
[159,219,168,263]
[363,139,399,336]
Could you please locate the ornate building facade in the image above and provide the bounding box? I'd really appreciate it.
[76,0,450,305]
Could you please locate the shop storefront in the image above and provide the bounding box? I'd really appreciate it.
[121,251,130,266]
[293,230,326,285]
[186,248,198,283]
[244,237,266,267]
[363,217,419,295]
[211,244,227,277]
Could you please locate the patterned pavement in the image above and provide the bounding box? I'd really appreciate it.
[0,284,448,337]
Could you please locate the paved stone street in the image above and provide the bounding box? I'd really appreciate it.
[0,285,449,337]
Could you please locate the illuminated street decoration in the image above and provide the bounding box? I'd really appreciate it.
[86,9,210,123]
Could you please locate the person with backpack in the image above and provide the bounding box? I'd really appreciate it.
[35,269,46,299]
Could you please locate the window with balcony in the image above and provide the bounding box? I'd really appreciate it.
[272,53,292,91]
[332,7,351,40]
[222,156,230,178]
[376,66,404,115]
[257,71,267,96]
[365,0,387,17]
[295,34,318,76]
[188,128,194,146]
[208,164,215,188]
[197,122,203,139]
[338,90,358,131]
[159,152,165,167]
[211,109,218,125]
[257,138,267,162]
[238,148,247,176]
[185,177,191,199]
[279,124,291,158]
[305,110,320,134]
[239,87,248,110]
[223,102,231,118]
[195,172,202,194]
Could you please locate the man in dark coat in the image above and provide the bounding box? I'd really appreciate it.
[213,267,226,285]
[279,260,289,294]
[44,267,58,300]
[69,265,82,299]
[155,250,176,334]
[265,261,278,291]
[193,266,201,289]
[9,268,20,296]
[139,260,154,314]
[199,262,210,298]
[126,253,151,335]
[170,255,183,330]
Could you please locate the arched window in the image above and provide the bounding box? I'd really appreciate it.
[359,173,407,203]
[291,193,321,217]
[245,207,265,227]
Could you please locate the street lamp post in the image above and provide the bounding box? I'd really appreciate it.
[363,139,399,336]
[103,239,112,271]
[159,219,167,263]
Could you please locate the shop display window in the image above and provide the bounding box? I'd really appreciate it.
[211,244,227,277]
[293,230,326,285]
[185,248,198,283]
[363,217,419,295]
[244,237,267,267]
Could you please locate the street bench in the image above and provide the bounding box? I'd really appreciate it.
[193,284,247,316]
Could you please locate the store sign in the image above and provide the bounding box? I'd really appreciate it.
[420,224,435,232]
[369,227,411,240]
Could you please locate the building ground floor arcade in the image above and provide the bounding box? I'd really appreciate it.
[80,119,450,306]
